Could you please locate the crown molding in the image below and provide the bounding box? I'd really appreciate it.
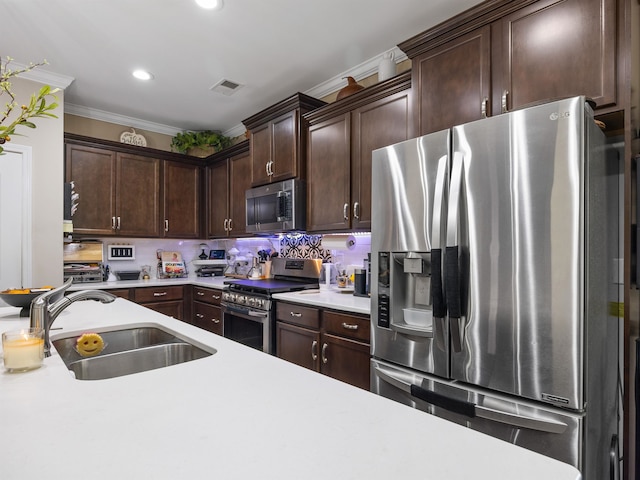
[63,47,408,137]
[10,62,75,89]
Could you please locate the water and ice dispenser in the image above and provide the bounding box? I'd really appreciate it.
[376,252,433,334]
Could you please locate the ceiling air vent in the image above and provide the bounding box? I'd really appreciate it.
[210,78,244,96]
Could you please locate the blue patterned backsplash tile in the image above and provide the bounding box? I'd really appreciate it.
[279,234,332,261]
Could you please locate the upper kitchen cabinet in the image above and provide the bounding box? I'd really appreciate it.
[206,141,251,238]
[305,72,411,232]
[242,93,326,187]
[65,134,201,239]
[399,0,620,136]
[66,143,161,237]
[163,161,201,238]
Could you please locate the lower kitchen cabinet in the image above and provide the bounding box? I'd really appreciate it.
[276,302,370,390]
[133,285,184,321]
[191,286,223,335]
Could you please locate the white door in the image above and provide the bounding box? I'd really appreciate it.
[0,144,32,298]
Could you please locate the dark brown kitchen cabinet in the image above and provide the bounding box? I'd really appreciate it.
[411,26,491,135]
[305,72,411,232]
[276,301,370,390]
[65,144,161,237]
[134,285,184,321]
[242,93,326,187]
[191,286,223,335]
[400,0,619,136]
[206,141,251,238]
[163,161,201,238]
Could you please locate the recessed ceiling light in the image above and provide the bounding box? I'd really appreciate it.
[132,69,154,81]
[195,0,224,10]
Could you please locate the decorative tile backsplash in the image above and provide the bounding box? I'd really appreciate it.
[279,234,332,261]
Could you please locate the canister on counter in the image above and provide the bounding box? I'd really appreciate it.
[353,268,368,297]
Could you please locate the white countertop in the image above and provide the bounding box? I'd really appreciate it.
[70,277,372,315]
[0,301,580,479]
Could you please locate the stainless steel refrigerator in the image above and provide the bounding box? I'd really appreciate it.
[370,96,621,479]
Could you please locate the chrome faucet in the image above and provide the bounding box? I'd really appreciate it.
[30,278,117,357]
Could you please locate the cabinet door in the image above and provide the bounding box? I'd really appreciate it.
[116,153,161,237]
[250,123,271,186]
[193,302,223,335]
[306,113,351,232]
[413,25,491,135]
[229,151,251,237]
[276,321,320,372]
[164,161,201,238]
[351,90,411,230]
[496,0,617,112]
[207,160,230,237]
[271,110,298,182]
[321,333,370,390]
[140,300,184,321]
[65,144,116,235]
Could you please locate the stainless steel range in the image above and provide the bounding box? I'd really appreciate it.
[222,258,321,354]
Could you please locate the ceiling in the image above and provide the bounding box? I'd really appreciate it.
[3,0,483,137]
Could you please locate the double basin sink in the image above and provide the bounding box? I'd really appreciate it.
[52,324,216,380]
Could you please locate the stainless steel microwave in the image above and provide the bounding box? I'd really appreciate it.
[245,179,306,233]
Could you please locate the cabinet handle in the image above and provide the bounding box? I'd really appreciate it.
[501,90,509,114]
[268,160,274,176]
[353,202,360,220]
[223,219,228,231]
[212,294,221,300]
[117,216,121,230]
[153,291,168,297]
[196,313,204,319]
[341,322,359,331]
[164,219,169,232]
[197,291,205,296]
[343,203,349,221]
[481,97,489,118]
[111,216,116,230]
[212,318,220,324]
[321,343,328,364]
[289,311,302,317]
[265,161,270,177]
[228,218,233,231]
[311,340,318,361]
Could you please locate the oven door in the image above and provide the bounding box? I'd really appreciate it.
[221,302,273,354]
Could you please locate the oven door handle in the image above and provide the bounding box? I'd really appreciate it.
[222,302,269,319]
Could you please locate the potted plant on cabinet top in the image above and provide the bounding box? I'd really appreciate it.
[170,130,232,157]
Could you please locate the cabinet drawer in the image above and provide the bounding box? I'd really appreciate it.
[193,302,223,335]
[193,286,222,305]
[324,311,370,343]
[134,286,183,303]
[276,302,320,329]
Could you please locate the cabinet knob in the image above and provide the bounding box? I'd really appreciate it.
[311,340,318,361]
[321,343,328,364]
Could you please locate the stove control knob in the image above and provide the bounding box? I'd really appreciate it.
[247,297,255,307]
[254,298,263,309]
[237,295,246,304]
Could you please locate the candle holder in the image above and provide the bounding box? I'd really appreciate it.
[2,328,45,372]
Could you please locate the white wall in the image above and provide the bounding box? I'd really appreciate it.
[6,77,65,286]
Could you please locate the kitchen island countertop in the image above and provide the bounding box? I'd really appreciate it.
[0,300,580,479]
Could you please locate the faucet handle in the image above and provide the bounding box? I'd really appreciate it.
[33,278,73,306]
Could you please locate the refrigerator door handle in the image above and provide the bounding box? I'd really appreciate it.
[374,366,568,434]
[431,155,448,350]
[445,152,465,352]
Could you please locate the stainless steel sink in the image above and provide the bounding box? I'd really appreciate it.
[51,324,216,380]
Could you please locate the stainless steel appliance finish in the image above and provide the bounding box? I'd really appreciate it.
[245,179,306,233]
[222,258,321,354]
[370,97,620,479]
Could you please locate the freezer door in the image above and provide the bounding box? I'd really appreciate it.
[446,96,612,411]
[371,359,583,472]
[371,131,451,377]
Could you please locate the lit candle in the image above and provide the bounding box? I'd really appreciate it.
[2,328,44,372]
